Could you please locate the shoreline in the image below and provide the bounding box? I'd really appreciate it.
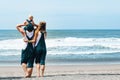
[0,60,120,67]
[0,64,120,80]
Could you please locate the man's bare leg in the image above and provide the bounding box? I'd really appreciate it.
[27,68,33,77]
[36,64,40,77]
[21,63,28,77]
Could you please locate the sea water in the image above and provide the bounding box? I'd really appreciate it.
[0,30,120,66]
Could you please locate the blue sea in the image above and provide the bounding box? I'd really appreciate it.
[0,29,120,66]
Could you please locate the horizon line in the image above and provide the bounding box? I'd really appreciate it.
[1,29,120,30]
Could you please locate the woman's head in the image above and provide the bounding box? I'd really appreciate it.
[38,21,46,31]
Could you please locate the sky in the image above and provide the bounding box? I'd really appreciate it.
[0,0,120,29]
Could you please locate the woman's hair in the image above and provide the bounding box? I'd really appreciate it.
[39,21,46,32]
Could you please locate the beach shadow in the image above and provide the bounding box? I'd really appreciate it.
[1,74,120,79]
[84,73,120,75]
[0,76,37,80]
[0,77,23,80]
[44,73,120,78]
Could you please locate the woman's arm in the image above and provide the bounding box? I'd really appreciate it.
[44,32,47,39]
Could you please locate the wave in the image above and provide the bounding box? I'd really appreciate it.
[0,39,25,50]
[0,37,120,56]
[46,37,120,49]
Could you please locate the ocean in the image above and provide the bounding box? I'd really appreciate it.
[0,30,120,66]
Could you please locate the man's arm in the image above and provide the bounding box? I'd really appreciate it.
[16,23,26,36]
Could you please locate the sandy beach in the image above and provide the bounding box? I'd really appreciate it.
[0,64,120,80]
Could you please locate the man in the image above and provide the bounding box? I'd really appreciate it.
[16,15,37,77]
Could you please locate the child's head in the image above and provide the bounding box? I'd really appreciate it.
[28,15,33,21]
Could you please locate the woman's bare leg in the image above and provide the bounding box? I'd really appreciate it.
[40,65,45,77]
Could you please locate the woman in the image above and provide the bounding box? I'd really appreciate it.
[34,21,47,77]
[16,15,37,78]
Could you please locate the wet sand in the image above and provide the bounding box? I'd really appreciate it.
[0,64,120,80]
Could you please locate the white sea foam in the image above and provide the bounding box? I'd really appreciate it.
[0,37,120,56]
[46,37,120,49]
[0,39,26,50]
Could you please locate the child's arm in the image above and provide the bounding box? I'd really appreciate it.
[32,20,38,28]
